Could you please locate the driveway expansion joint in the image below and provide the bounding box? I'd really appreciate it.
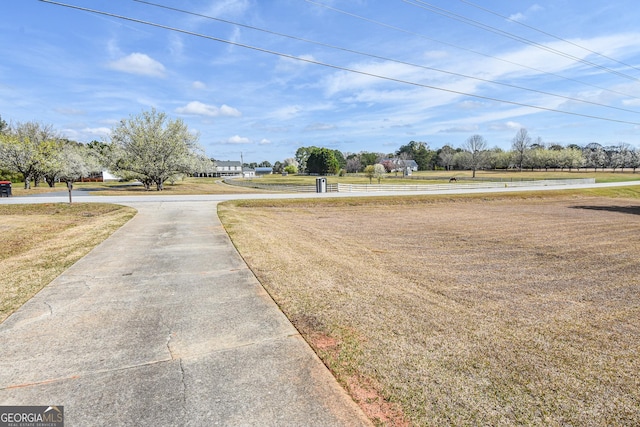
[0,358,175,391]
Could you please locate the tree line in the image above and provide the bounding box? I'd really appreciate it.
[278,130,640,176]
[3,109,638,191]
[0,110,210,190]
[255,141,434,176]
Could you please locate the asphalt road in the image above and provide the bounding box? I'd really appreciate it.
[3,180,639,205]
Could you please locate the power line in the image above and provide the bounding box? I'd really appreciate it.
[402,0,640,83]
[38,0,640,126]
[303,0,640,102]
[456,0,640,75]
[133,0,640,116]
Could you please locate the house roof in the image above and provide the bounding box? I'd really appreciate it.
[381,158,418,167]
[216,160,242,167]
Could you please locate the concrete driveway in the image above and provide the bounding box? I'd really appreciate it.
[0,201,371,426]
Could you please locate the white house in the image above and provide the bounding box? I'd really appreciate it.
[194,160,253,177]
[381,159,419,172]
[81,170,121,182]
[215,160,243,176]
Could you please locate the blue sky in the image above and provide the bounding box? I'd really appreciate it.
[3,1,640,163]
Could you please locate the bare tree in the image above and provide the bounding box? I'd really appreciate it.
[462,134,488,178]
[346,156,361,173]
[511,128,531,171]
[438,145,456,171]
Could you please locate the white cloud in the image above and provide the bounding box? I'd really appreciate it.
[321,60,481,112]
[259,138,271,145]
[489,121,524,131]
[478,32,640,80]
[169,35,184,58]
[106,39,120,57]
[192,81,207,90]
[83,127,112,136]
[269,105,303,120]
[219,104,242,117]
[278,53,316,68]
[342,88,419,104]
[227,135,251,144]
[457,100,487,110]
[323,61,418,96]
[509,4,543,22]
[274,54,318,78]
[225,26,242,54]
[108,53,166,78]
[175,101,241,117]
[204,0,251,18]
[438,125,479,133]
[55,107,85,115]
[305,123,336,131]
[60,126,111,142]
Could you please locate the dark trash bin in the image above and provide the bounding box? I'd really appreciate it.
[0,181,12,197]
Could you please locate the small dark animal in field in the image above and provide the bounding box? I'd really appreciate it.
[449,177,457,183]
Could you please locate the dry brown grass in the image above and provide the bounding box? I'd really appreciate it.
[0,203,136,323]
[219,189,640,426]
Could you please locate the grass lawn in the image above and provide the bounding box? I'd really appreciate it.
[218,187,640,426]
[7,177,264,197]
[0,203,136,323]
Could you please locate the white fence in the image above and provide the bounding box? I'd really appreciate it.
[336,178,595,193]
[225,178,596,193]
[224,179,338,192]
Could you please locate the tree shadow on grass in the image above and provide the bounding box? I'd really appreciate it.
[571,205,640,216]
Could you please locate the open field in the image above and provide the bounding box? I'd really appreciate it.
[219,188,640,426]
[242,169,640,186]
[0,203,136,323]
[4,170,640,197]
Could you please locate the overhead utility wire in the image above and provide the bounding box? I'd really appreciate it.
[133,0,640,116]
[402,0,640,83]
[38,0,640,126]
[457,0,640,74]
[303,0,640,102]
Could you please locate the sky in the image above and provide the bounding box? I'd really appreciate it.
[3,0,640,164]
